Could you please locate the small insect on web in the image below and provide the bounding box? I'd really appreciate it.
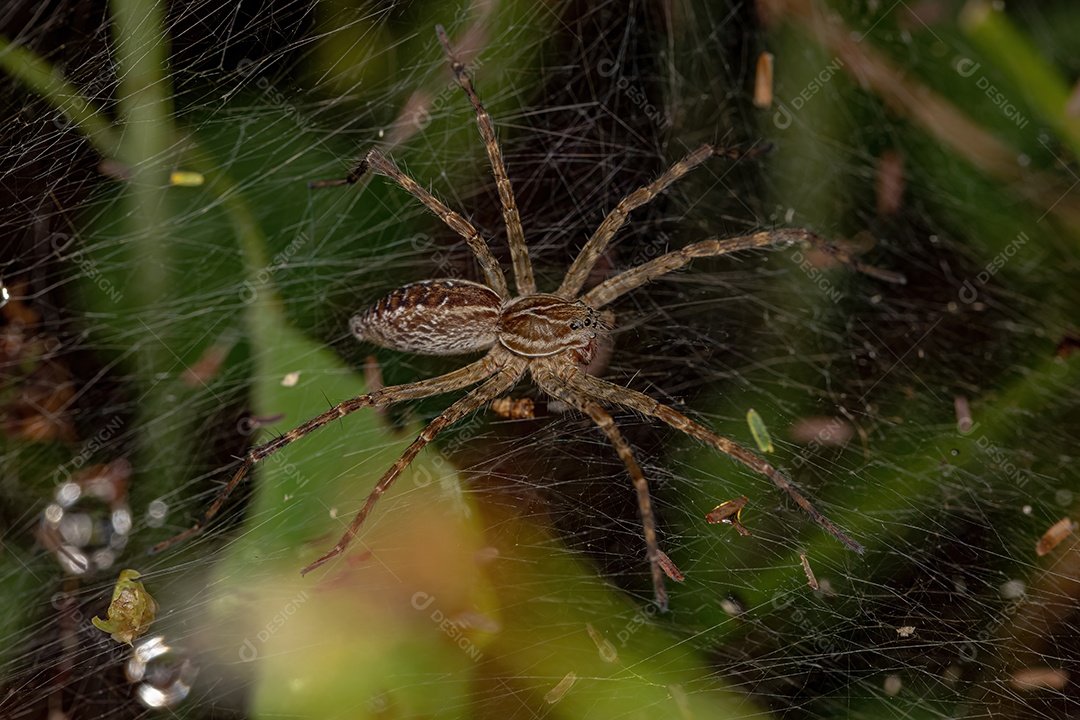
[152,24,905,610]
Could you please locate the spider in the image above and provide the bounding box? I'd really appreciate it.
[153,25,903,610]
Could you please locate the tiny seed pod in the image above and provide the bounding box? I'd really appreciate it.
[746,408,774,453]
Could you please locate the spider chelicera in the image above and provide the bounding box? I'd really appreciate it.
[154,25,903,610]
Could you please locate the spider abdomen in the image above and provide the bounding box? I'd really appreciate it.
[351,279,501,355]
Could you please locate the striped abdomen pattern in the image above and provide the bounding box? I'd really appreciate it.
[351,279,501,355]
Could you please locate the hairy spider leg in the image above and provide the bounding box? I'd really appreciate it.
[563,370,865,554]
[310,148,511,299]
[149,352,504,555]
[300,362,526,575]
[582,229,905,308]
[536,371,671,610]
[558,143,774,298]
[436,24,535,296]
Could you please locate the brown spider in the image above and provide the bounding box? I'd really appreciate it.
[154,25,903,610]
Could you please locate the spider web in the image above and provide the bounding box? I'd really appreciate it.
[1,0,1079,718]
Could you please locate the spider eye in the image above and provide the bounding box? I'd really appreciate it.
[583,318,591,327]
[570,321,581,330]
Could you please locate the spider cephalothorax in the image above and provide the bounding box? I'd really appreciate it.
[496,295,607,359]
[155,24,903,610]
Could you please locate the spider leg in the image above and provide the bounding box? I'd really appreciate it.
[535,374,670,611]
[310,148,510,299]
[563,370,865,554]
[149,352,505,555]
[583,229,905,308]
[436,25,535,296]
[558,143,772,298]
[300,361,526,575]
